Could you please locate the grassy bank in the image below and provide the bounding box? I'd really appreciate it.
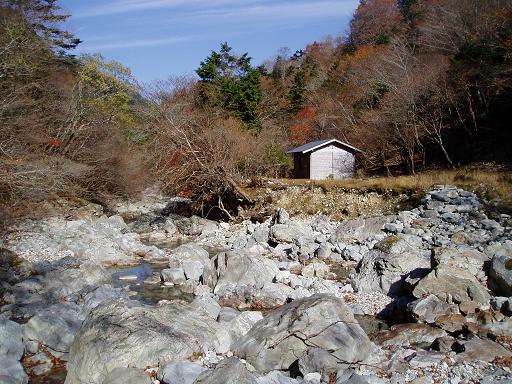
[274,166,511,202]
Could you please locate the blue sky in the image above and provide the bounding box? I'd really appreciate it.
[60,0,359,83]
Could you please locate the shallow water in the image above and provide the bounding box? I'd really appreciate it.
[109,262,194,305]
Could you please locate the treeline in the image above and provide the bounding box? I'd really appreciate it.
[0,0,146,218]
[1,0,511,218]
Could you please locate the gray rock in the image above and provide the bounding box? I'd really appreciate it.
[413,265,491,306]
[433,247,489,280]
[41,261,111,303]
[314,245,332,260]
[228,311,264,344]
[303,372,321,384]
[82,287,130,316]
[163,218,177,235]
[23,302,84,353]
[331,216,394,243]
[373,324,447,348]
[218,307,241,323]
[169,244,216,287]
[190,294,221,320]
[194,358,257,384]
[160,268,186,284]
[252,226,270,244]
[336,370,372,384]
[408,294,459,323]
[272,208,290,225]
[298,348,341,377]
[157,360,206,384]
[454,337,512,362]
[256,371,299,384]
[489,247,512,296]
[301,261,330,279]
[0,356,28,384]
[441,212,461,224]
[215,282,291,310]
[408,350,445,368]
[25,353,53,376]
[430,189,459,202]
[235,294,378,373]
[102,367,151,384]
[383,223,404,234]
[214,251,278,290]
[352,236,430,295]
[65,299,224,384]
[174,215,218,236]
[269,223,314,244]
[0,319,24,360]
[480,368,512,383]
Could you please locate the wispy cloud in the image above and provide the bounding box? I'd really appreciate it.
[84,35,198,50]
[74,0,357,19]
[76,0,357,52]
[75,0,249,18]
[121,1,358,30]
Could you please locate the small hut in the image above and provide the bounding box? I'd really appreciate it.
[287,139,361,180]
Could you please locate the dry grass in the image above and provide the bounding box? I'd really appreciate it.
[270,166,512,204]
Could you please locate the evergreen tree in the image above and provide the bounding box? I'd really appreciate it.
[1,0,81,54]
[196,42,262,131]
[289,70,306,114]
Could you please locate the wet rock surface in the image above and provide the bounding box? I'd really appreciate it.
[0,185,511,383]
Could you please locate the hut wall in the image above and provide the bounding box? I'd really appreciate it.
[309,144,355,180]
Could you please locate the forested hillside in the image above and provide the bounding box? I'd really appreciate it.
[1,0,511,219]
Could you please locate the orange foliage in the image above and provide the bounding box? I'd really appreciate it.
[350,0,403,46]
[289,106,317,146]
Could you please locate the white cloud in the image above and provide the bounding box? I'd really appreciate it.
[83,35,197,50]
[75,0,357,19]
[75,0,252,18]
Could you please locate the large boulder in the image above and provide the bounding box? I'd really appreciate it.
[351,236,430,295]
[413,265,491,306]
[215,282,292,310]
[454,337,512,363]
[330,216,394,243]
[39,260,111,301]
[0,319,24,360]
[407,294,459,324]
[0,356,28,384]
[372,323,447,348]
[65,299,224,384]
[488,241,512,296]
[169,244,216,287]
[214,251,279,291]
[235,294,379,373]
[23,302,85,354]
[174,215,219,236]
[269,223,315,244]
[433,247,489,282]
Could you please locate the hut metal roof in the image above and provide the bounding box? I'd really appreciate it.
[286,139,361,154]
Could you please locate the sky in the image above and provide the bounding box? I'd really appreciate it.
[60,0,360,83]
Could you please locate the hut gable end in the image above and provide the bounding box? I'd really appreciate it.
[287,139,360,180]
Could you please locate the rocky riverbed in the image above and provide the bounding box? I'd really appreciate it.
[0,185,511,384]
